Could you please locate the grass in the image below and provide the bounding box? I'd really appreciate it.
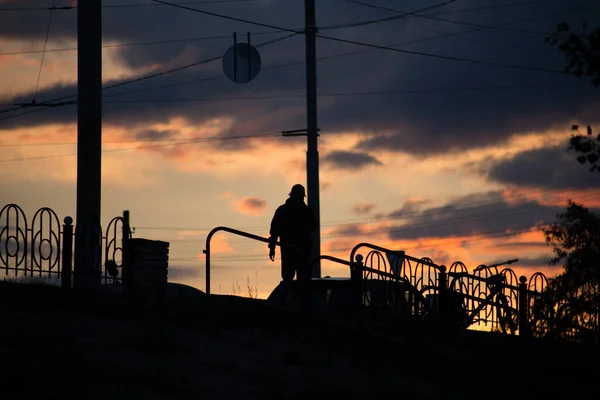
[2,274,61,286]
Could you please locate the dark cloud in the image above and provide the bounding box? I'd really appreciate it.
[326,223,366,238]
[352,201,376,215]
[384,190,563,241]
[231,196,267,215]
[491,241,549,250]
[134,128,178,141]
[323,150,383,171]
[240,197,266,210]
[487,256,552,268]
[168,265,201,281]
[483,144,600,190]
[1,1,599,155]
[389,199,429,218]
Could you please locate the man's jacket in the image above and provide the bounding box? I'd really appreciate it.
[269,198,317,257]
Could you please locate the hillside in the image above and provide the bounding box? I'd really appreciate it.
[0,282,597,399]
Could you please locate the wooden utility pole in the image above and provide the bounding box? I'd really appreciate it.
[305,0,321,278]
[74,0,103,288]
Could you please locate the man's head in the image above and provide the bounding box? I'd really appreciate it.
[289,184,306,199]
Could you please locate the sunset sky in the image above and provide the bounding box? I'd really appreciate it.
[1,0,599,298]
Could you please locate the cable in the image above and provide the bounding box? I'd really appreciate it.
[151,0,565,74]
[0,81,564,147]
[320,0,458,30]
[0,32,298,123]
[0,1,260,11]
[0,30,287,57]
[100,82,561,104]
[0,132,281,163]
[32,0,55,104]
[4,2,583,115]
[325,222,550,256]
[131,177,598,235]
[338,0,550,35]
[319,190,599,241]
[98,5,588,101]
[388,0,546,16]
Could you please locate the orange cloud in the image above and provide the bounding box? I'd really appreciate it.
[201,234,237,255]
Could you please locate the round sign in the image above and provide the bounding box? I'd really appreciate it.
[222,42,262,84]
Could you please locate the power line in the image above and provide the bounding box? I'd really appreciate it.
[152,0,565,74]
[0,81,565,146]
[132,177,598,235]
[100,82,562,104]
[0,32,298,123]
[99,5,588,101]
[32,1,55,104]
[0,0,261,11]
[320,0,459,30]
[0,2,584,124]
[0,132,281,163]
[321,191,598,241]
[339,0,550,35]
[0,30,286,57]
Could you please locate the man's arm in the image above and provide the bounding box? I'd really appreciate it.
[268,208,281,261]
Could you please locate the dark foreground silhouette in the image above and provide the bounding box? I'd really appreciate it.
[1,281,599,399]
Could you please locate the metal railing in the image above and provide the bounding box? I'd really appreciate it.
[203,226,303,295]
[0,203,130,287]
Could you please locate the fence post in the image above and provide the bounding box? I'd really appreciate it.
[350,254,364,308]
[61,216,74,289]
[519,275,529,337]
[122,210,130,241]
[438,265,447,327]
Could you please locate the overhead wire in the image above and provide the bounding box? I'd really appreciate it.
[0,30,287,57]
[2,1,587,117]
[338,0,551,35]
[32,0,55,104]
[150,0,565,74]
[132,177,599,235]
[0,0,261,11]
[0,132,282,163]
[0,0,563,58]
[0,31,299,123]
[92,3,591,102]
[319,0,458,30]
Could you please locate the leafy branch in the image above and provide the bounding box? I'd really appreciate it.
[569,125,600,172]
[546,23,600,86]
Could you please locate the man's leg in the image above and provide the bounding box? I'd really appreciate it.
[295,255,312,312]
[279,257,296,302]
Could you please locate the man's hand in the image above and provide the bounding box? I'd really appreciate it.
[269,249,275,262]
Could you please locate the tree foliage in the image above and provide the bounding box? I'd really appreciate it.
[547,23,599,172]
[547,23,600,86]
[532,201,600,343]
[569,124,600,173]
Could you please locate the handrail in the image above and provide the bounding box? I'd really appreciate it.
[203,226,303,295]
[349,242,444,271]
[310,255,352,268]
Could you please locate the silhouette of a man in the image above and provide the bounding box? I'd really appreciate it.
[268,184,317,299]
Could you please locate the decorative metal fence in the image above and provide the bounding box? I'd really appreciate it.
[0,204,130,286]
[348,242,599,342]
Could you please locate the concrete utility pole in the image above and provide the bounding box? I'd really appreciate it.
[74,0,103,288]
[305,0,321,278]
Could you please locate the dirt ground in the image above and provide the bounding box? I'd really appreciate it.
[0,282,597,399]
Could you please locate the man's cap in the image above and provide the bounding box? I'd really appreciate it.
[289,184,306,197]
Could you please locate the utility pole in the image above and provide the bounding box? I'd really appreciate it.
[74,0,103,289]
[305,0,321,278]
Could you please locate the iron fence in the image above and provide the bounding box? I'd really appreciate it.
[0,204,130,286]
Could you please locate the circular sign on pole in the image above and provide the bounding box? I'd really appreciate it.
[223,42,262,84]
